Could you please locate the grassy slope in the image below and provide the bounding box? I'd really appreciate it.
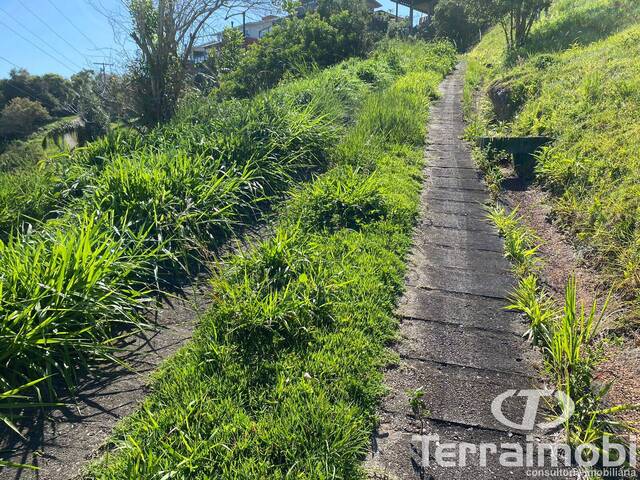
[466,0,640,312]
[0,42,421,411]
[86,42,456,479]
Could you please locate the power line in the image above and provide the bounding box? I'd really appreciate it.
[0,6,87,72]
[0,18,79,74]
[20,2,95,70]
[46,0,100,51]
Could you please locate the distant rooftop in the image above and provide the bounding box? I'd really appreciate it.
[393,0,436,14]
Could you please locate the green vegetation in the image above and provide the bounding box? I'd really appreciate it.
[217,1,380,98]
[0,39,455,430]
[466,0,640,315]
[490,207,633,460]
[472,1,640,467]
[83,41,456,479]
[0,97,50,138]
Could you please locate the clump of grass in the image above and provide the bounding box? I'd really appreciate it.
[472,147,506,199]
[488,206,540,276]
[0,213,155,401]
[508,274,555,346]
[292,166,388,233]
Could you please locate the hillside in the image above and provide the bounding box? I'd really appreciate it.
[464,0,640,452]
[466,0,640,317]
[0,40,457,477]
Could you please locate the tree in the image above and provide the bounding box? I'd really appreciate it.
[70,71,110,139]
[0,97,50,138]
[466,0,551,49]
[206,27,246,79]
[431,0,484,51]
[0,69,75,116]
[219,0,374,98]
[127,0,268,125]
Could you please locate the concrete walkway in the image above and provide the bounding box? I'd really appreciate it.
[367,65,546,479]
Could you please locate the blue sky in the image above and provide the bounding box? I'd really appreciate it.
[0,0,422,78]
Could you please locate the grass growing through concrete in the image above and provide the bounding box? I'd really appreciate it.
[83,41,457,479]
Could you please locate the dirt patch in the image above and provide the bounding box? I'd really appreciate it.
[595,334,640,430]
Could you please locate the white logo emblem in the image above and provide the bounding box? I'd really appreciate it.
[491,389,575,431]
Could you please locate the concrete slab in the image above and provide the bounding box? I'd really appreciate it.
[417,210,498,233]
[406,265,515,299]
[397,286,524,334]
[415,226,505,253]
[396,319,539,376]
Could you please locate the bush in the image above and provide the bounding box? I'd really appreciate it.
[0,97,50,139]
[0,140,45,172]
[219,3,374,98]
[293,165,388,232]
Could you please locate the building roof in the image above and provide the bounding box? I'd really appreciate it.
[367,0,383,8]
[394,0,436,14]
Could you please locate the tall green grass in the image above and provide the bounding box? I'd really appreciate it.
[84,41,456,479]
[0,41,447,414]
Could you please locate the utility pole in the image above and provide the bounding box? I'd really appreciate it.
[395,0,398,18]
[242,11,246,37]
[93,62,113,84]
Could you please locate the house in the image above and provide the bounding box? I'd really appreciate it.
[391,0,437,26]
[191,15,281,64]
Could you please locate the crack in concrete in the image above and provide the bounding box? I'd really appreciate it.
[399,315,523,339]
[407,284,508,302]
[396,353,535,380]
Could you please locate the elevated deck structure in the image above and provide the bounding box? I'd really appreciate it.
[392,0,437,27]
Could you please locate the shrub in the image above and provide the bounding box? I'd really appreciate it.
[292,165,388,232]
[219,2,374,98]
[0,140,45,172]
[431,0,483,52]
[0,97,50,139]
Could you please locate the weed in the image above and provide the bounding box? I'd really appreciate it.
[488,206,540,276]
[508,275,555,346]
[408,387,430,434]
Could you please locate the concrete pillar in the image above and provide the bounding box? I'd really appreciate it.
[409,0,414,30]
